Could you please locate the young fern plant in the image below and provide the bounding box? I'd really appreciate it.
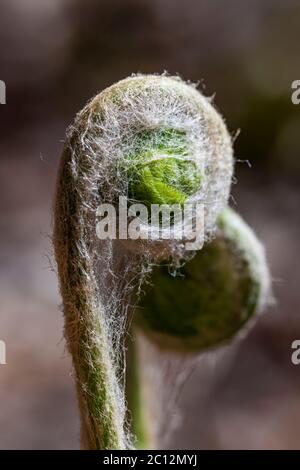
[53,74,271,450]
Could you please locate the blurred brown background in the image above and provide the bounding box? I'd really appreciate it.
[0,0,300,449]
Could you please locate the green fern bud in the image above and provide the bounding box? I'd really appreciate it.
[135,207,272,352]
[126,128,202,208]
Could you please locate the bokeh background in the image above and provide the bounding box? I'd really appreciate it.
[0,0,300,449]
